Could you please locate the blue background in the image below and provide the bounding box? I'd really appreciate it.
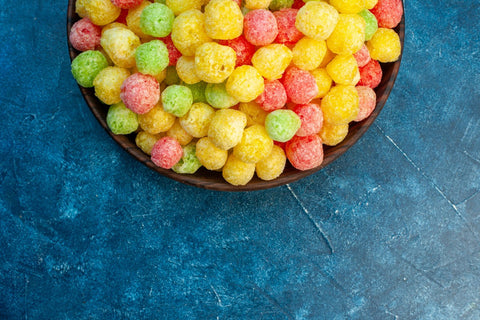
[1,1,480,319]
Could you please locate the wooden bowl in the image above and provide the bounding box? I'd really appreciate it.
[67,1,405,191]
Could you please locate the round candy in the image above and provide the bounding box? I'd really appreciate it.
[84,0,121,26]
[365,0,378,10]
[135,40,169,76]
[226,65,265,103]
[205,82,239,109]
[367,28,401,63]
[71,50,109,88]
[295,1,339,41]
[320,85,359,125]
[120,73,160,114]
[244,9,278,46]
[255,80,287,112]
[184,81,207,103]
[238,102,268,127]
[370,0,403,28]
[101,21,127,34]
[165,0,203,16]
[282,67,319,105]
[93,66,130,105]
[158,35,182,66]
[273,8,303,46]
[358,9,378,41]
[76,0,87,18]
[136,131,163,155]
[208,109,247,150]
[291,0,304,9]
[233,124,274,164]
[310,68,332,98]
[106,102,139,135]
[354,43,371,67]
[354,86,377,122]
[100,27,140,68]
[244,0,272,10]
[69,17,102,52]
[111,0,143,9]
[326,54,360,86]
[265,109,301,142]
[330,0,365,14]
[171,9,212,56]
[293,103,323,137]
[179,102,215,138]
[319,122,349,146]
[126,0,154,39]
[255,145,286,181]
[151,137,183,169]
[218,36,256,67]
[292,37,327,71]
[161,85,193,117]
[140,3,175,37]
[269,0,294,11]
[176,56,201,84]
[222,154,256,186]
[172,143,203,174]
[167,119,193,145]
[195,137,228,170]
[138,103,176,134]
[195,42,236,83]
[251,44,292,80]
[204,0,244,40]
[358,58,382,88]
[285,134,323,171]
[326,13,366,55]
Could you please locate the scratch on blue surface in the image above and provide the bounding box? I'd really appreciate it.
[252,283,295,320]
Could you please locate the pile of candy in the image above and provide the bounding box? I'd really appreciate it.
[70,0,402,186]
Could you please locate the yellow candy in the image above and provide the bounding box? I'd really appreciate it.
[326,54,360,86]
[292,37,327,71]
[330,0,365,14]
[167,119,194,145]
[204,0,244,40]
[238,102,268,127]
[93,66,131,105]
[126,1,154,40]
[136,131,163,155]
[364,0,378,10]
[179,102,216,138]
[176,56,201,84]
[166,0,203,16]
[226,65,264,103]
[319,47,336,68]
[251,44,292,80]
[101,22,127,35]
[233,125,273,164]
[255,145,286,181]
[244,0,272,9]
[195,137,228,170]
[100,27,141,68]
[320,85,359,125]
[195,42,236,83]
[319,122,349,146]
[295,1,339,41]
[76,0,87,18]
[327,14,366,55]
[222,154,256,186]
[171,9,212,56]
[83,0,121,26]
[208,109,247,150]
[367,28,402,63]
[310,68,332,98]
[138,103,176,134]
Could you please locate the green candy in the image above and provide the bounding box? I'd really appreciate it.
[106,102,139,135]
[71,50,108,88]
[172,143,202,174]
[265,109,301,142]
[140,3,175,37]
[269,0,294,11]
[161,85,193,117]
[183,81,207,103]
[165,66,181,85]
[358,9,378,41]
[205,82,239,109]
[135,40,169,76]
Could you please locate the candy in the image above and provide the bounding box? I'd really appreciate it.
[244,0,272,10]
[238,102,268,126]
[172,143,203,174]
[208,109,247,150]
[101,22,127,34]
[184,81,207,103]
[195,137,228,170]
[135,131,163,155]
[167,119,193,145]
[76,0,87,18]
[320,85,359,125]
[194,42,236,83]
[158,35,182,66]
[264,109,301,142]
[310,68,332,98]
[243,9,278,46]
[233,124,274,164]
[269,0,294,11]
[171,9,212,56]
[93,66,131,105]
[84,0,121,26]
[329,0,365,14]
[71,50,109,88]
[179,102,215,137]
[138,103,176,134]
[358,58,382,88]
[319,47,336,68]
[120,73,160,114]
[218,36,256,67]
[111,0,143,9]
[69,17,102,52]
[126,0,153,39]
[293,103,323,137]
[292,37,327,71]
[151,136,183,169]
[282,67,318,105]
[226,65,265,103]
[222,154,256,186]
[291,0,304,9]
[176,56,201,84]
[165,0,203,16]
[365,0,378,10]
[295,2,339,41]
[135,40,169,76]
[326,54,360,86]
[204,0,244,40]
[115,9,129,24]
[354,85,377,122]
[367,28,401,63]
[205,82,239,109]
[106,102,139,134]
[251,44,292,80]
[161,84,193,117]
[255,145,286,180]
[319,122,349,146]
[273,8,303,46]
[326,13,366,55]
[285,134,323,170]
[370,0,403,29]
[255,80,287,112]
[100,27,140,68]
[139,3,175,37]
[358,9,378,41]
[353,43,371,67]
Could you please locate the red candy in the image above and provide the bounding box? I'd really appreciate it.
[111,0,144,9]
[354,44,371,68]
[255,80,287,112]
[120,73,160,114]
[151,137,183,169]
[355,86,377,122]
[69,17,102,52]
[158,35,182,66]
[115,9,129,24]
[219,36,256,67]
[282,67,319,105]
[371,0,403,29]
[273,9,303,46]
[244,9,279,46]
[291,0,305,9]
[286,134,324,170]
[358,59,382,88]
[293,103,323,137]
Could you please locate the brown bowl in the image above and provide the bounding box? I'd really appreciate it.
[67,1,405,191]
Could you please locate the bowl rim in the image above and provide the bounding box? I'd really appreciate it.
[66,1,405,192]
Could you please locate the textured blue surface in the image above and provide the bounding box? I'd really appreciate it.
[1,1,480,319]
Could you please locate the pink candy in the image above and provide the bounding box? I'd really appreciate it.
[219,36,256,67]
[354,44,371,68]
[371,0,404,29]
[358,59,383,89]
[69,17,102,52]
[286,135,324,171]
[273,9,303,46]
[255,80,287,112]
[111,0,144,9]
[151,137,183,169]
[293,103,323,137]
[282,67,319,105]
[244,9,279,46]
[355,86,377,122]
[120,73,160,114]
[159,35,182,66]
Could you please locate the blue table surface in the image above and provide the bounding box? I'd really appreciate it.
[1,1,479,319]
